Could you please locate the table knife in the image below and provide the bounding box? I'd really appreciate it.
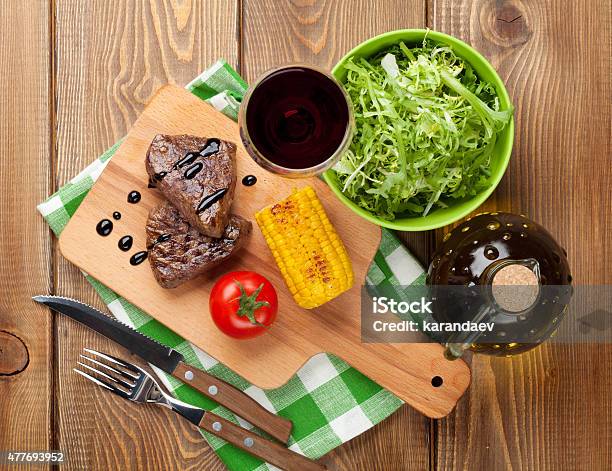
[33,295,292,443]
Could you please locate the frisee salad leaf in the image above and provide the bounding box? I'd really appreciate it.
[334,40,513,219]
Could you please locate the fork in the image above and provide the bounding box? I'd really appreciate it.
[74,348,325,471]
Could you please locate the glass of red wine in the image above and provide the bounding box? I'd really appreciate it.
[239,65,353,178]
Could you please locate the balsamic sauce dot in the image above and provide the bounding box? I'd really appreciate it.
[242,175,257,186]
[157,234,171,244]
[118,235,133,252]
[127,190,141,204]
[112,211,121,220]
[96,219,113,236]
[130,251,148,266]
[154,171,168,181]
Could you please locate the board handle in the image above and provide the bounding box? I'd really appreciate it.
[200,412,325,471]
[327,344,471,418]
[173,361,292,443]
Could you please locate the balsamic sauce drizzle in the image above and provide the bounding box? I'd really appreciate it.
[196,188,227,214]
[127,191,141,204]
[149,138,222,191]
[242,175,257,186]
[118,235,133,252]
[96,219,113,236]
[147,233,171,250]
[174,151,200,170]
[110,138,225,268]
[130,251,148,266]
[172,138,221,172]
[184,162,203,180]
[200,139,220,157]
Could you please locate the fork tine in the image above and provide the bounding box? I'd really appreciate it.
[84,348,140,376]
[80,354,138,382]
[73,368,130,399]
[77,361,135,390]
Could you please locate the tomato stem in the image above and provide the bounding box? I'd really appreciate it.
[235,281,270,327]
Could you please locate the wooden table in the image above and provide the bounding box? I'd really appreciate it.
[0,1,610,469]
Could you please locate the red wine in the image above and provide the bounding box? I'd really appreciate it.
[244,67,350,170]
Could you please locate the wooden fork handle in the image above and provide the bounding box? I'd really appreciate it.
[199,413,325,471]
[173,361,292,443]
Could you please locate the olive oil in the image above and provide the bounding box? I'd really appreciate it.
[427,212,572,357]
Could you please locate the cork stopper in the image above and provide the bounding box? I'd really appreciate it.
[491,264,539,312]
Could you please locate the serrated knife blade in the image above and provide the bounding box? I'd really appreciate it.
[33,295,183,374]
[33,294,293,443]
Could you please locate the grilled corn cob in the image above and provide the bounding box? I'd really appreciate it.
[255,186,354,309]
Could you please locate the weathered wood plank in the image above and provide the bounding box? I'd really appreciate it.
[0,0,52,466]
[242,0,427,80]
[242,1,431,469]
[53,1,238,469]
[430,0,612,469]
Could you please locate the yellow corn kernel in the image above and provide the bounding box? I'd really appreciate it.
[255,186,354,309]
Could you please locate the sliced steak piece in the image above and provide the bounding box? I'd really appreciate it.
[146,134,236,238]
[146,201,251,289]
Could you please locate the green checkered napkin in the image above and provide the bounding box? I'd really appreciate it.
[38,60,427,470]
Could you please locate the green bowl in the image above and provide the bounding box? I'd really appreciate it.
[323,29,514,231]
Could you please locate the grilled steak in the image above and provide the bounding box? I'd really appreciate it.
[146,134,236,238]
[146,201,251,289]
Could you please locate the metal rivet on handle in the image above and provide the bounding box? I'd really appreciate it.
[184,370,194,380]
[208,385,218,395]
[212,421,222,432]
[244,437,254,448]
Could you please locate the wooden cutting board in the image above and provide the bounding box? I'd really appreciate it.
[60,85,470,418]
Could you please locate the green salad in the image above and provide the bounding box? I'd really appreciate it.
[334,40,513,219]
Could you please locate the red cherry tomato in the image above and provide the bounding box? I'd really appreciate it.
[209,271,278,339]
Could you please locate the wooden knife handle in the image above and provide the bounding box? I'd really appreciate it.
[199,412,325,471]
[173,361,292,443]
